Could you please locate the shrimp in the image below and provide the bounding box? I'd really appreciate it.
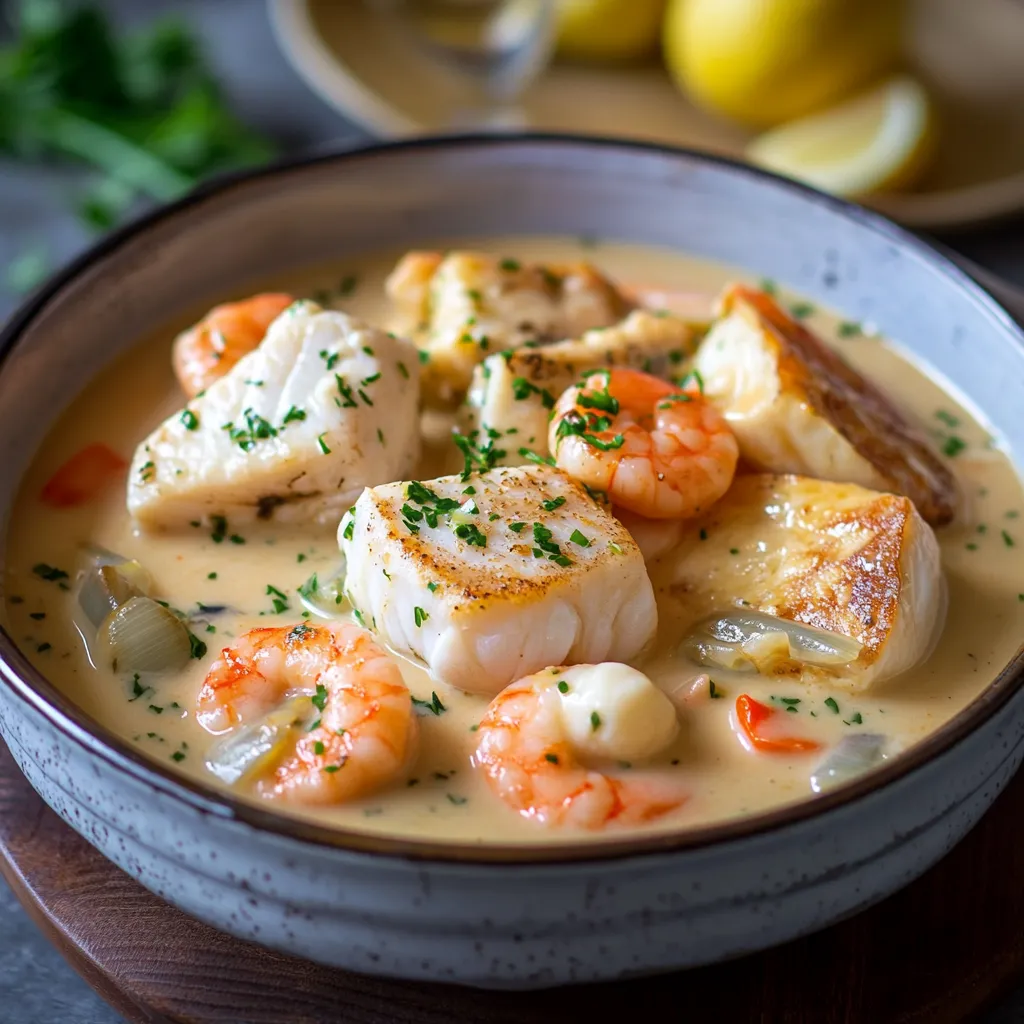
[549,367,739,520]
[196,622,416,805]
[172,292,294,397]
[472,663,686,830]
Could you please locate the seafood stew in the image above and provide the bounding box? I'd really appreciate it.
[5,237,1022,845]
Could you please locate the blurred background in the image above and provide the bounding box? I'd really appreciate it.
[1,0,1023,1021]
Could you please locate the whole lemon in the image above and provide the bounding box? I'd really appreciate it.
[556,0,667,63]
[663,0,906,129]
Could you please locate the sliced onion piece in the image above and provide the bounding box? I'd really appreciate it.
[101,596,193,673]
[78,563,147,630]
[297,559,348,618]
[810,734,888,794]
[681,611,863,675]
[205,698,309,786]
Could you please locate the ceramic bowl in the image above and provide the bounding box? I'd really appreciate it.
[1,136,1023,990]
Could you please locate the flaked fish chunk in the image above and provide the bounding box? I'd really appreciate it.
[128,302,420,529]
[340,464,657,695]
[661,474,945,690]
[466,310,700,464]
[693,285,957,525]
[386,250,631,406]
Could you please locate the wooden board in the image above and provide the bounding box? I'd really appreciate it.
[1,737,1023,1023]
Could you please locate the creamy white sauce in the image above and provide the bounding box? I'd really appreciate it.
[4,236,1023,845]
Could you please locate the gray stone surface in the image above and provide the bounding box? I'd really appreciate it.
[1,1,1023,1021]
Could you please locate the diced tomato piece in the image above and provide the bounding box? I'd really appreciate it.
[735,694,821,754]
[40,443,127,508]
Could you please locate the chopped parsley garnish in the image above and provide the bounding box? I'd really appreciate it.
[590,711,601,731]
[148,704,164,714]
[209,515,228,543]
[454,523,487,547]
[286,623,314,642]
[418,350,430,365]
[532,522,571,565]
[335,374,358,408]
[313,740,325,756]
[281,405,306,425]
[338,274,358,297]
[452,428,506,480]
[608,541,623,555]
[789,301,815,319]
[29,611,45,621]
[508,522,527,533]
[837,320,862,338]
[35,642,51,653]
[397,361,409,379]
[569,529,590,548]
[323,764,343,773]
[512,376,556,409]
[554,409,624,452]
[411,691,446,716]
[171,749,187,763]
[542,496,566,512]
[413,606,429,627]
[342,515,355,541]
[229,534,245,545]
[32,563,68,582]
[180,408,199,431]
[759,277,777,295]
[188,632,207,660]
[824,697,840,714]
[138,460,155,483]
[320,349,339,370]
[556,680,569,694]
[679,369,705,394]
[499,258,521,272]
[942,435,966,457]
[266,584,289,614]
[847,712,863,725]
[544,752,559,764]
[299,573,319,600]
[1003,530,1016,548]
[312,683,329,712]
[317,434,331,454]
[518,447,556,467]
[222,407,277,451]
[446,793,468,806]
[427,582,439,592]
[709,679,722,699]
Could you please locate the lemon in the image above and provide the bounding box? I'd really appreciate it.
[745,75,936,197]
[555,0,666,63]
[663,0,906,128]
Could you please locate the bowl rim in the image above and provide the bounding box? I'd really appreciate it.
[2,132,1023,866]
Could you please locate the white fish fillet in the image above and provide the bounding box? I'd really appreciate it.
[465,310,699,464]
[660,473,945,690]
[694,285,957,525]
[386,250,631,406]
[128,302,420,530]
[340,464,657,695]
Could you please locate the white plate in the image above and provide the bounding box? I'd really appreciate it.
[269,0,1024,232]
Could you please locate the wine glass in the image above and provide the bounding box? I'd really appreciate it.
[361,0,556,130]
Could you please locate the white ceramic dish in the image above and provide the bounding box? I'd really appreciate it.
[1,136,1023,989]
[268,0,1024,231]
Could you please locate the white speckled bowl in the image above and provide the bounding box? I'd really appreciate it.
[1,137,1023,989]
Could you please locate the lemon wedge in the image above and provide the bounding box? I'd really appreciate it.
[663,0,905,129]
[745,76,937,198]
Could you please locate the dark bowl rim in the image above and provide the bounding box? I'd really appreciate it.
[2,131,1023,866]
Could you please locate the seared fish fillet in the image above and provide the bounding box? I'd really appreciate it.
[340,464,657,695]
[661,474,944,690]
[128,303,420,530]
[693,285,957,525]
[386,250,631,406]
[466,310,699,463]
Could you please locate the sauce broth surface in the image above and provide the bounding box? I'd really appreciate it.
[5,237,1023,845]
